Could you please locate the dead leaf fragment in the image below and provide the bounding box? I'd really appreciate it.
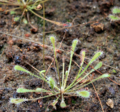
[106,99,114,108]
[91,22,104,33]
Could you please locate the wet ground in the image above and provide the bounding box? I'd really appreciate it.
[0,0,120,112]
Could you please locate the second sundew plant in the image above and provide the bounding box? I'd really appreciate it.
[109,7,120,21]
[0,0,63,26]
[10,36,110,109]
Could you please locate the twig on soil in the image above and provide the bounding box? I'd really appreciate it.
[24,61,40,73]
[27,12,38,32]
[107,77,120,85]
[88,76,104,112]
[42,18,104,34]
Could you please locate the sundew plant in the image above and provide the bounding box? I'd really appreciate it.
[109,7,120,21]
[10,36,110,109]
[0,0,63,26]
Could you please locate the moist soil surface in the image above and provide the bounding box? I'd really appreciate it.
[0,0,120,112]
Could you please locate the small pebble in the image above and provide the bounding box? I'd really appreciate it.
[106,99,114,108]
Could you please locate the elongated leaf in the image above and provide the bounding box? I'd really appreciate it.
[71,39,78,58]
[17,88,49,93]
[10,98,28,105]
[48,77,56,89]
[90,62,102,73]
[97,73,110,79]
[60,100,66,108]
[78,52,103,79]
[50,36,55,49]
[36,88,49,92]
[49,36,57,62]
[79,74,110,89]
[65,53,103,91]
[64,39,78,88]
[17,88,34,93]
[60,94,66,108]
[14,65,31,74]
[88,51,103,65]
[76,62,102,85]
[80,50,86,66]
[14,65,43,80]
[76,90,90,98]
[69,39,79,68]
[69,39,78,69]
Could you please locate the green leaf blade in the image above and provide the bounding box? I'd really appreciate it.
[76,90,90,98]
[80,49,86,66]
[10,98,28,105]
[88,51,103,65]
[60,100,66,108]
[50,36,55,49]
[71,39,78,56]
[14,65,30,74]
[17,87,49,93]
[17,88,34,93]
[36,88,49,92]
[98,73,111,79]
[90,62,102,73]
[48,77,56,89]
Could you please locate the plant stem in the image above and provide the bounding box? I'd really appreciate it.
[50,37,61,87]
[42,3,45,69]
[62,56,65,87]
[65,65,82,91]
[65,64,90,91]
[6,7,21,12]
[29,93,60,101]
[54,49,61,87]
[64,48,74,88]
[27,7,63,26]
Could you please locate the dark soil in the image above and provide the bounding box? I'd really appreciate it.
[0,0,120,112]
